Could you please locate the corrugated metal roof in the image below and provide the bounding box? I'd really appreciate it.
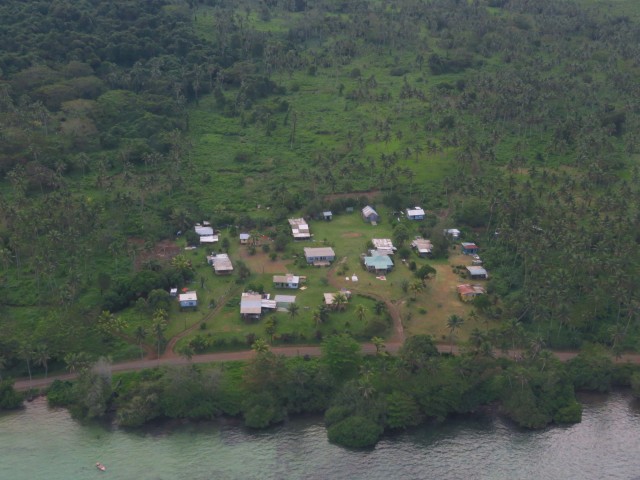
[362,205,378,217]
[304,247,335,257]
[179,291,197,301]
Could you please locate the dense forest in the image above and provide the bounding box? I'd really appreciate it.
[1,0,640,380]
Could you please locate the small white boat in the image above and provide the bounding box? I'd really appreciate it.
[96,462,106,472]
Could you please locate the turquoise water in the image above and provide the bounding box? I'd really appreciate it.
[1,392,639,480]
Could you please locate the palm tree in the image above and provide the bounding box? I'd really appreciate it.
[446,315,465,353]
[331,292,348,311]
[371,336,386,356]
[64,352,91,373]
[409,281,423,300]
[312,309,324,328]
[33,344,51,378]
[288,303,300,319]
[134,326,147,359]
[0,355,6,380]
[178,345,194,362]
[251,338,270,353]
[355,304,367,323]
[152,310,168,359]
[18,343,33,385]
[265,318,277,344]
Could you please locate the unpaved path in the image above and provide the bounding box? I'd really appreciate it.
[12,343,640,392]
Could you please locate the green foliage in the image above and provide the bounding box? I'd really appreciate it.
[385,391,422,429]
[159,366,221,419]
[321,334,362,381]
[327,415,383,448]
[47,380,75,407]
[0,380,23,410]
[567,346,614,392]
[631,372,640,400]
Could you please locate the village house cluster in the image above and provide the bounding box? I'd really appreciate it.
[174,204,489,319]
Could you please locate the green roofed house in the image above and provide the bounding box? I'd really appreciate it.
[364,254,394,274]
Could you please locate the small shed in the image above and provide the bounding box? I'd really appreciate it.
[322,211,333,221]
[444,228,461,240]
[362,205,380,223]
[179,291,198,308]
[239,233,250,244]
[169,288,178,297]
[411,238,433,257]
[200,235,219,244]
[406,207,425,220]
[466,266,488,279]
[461,242,479,255]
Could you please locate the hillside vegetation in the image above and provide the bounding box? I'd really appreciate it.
[1,0,640,376]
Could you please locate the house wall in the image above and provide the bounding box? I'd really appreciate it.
[180,300,197,307]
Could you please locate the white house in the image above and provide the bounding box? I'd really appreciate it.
[304,247,336,266]
[406,207,425,220]
[273,274,300,289]
[179,291,198,308]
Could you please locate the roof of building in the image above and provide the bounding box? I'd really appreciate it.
[288,218,307,226]
[213,254,233,271]
[304,247,335,257]
[324,293,335,305]
[406,207,425,216]
[323,211,332,216]
[457,284,486,296]
[239,233,250,240]
[445,228,461,235]
[372,238,394,249]
[411,238,433,252]
[195,226,214,236]
[200,235,219,243]
[362,205,378,217]
[274,295,297,304]
[461,242,478,249]
[273,274,300,284]
[466,266,488,276]
[364,255,394,269]
[179,291,197,302]
[240,292,263,314]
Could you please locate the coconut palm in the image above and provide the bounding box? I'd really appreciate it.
[409,281,423,300]
[288,302,300,319]
[252,338,270,354]
[331,292,348,311]
[371,336,387,356]
[33,344,51,378]
[355,304,367,323]
[446,315,465,353]
[64,352,91,373]
[134,326,147,359]
[265,318,277,343]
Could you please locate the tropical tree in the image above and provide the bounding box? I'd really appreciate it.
[0,356,6,380]
[355,304,367,323]
[288,302,300,319]
[33,344,51,378]
[371,336,387,356]
[409,281,423,300]
[134,326,147,359]
[152,309,169,359]
[252,338,270,353]
[332,292,348,311]
[446,315,465,353]
[64,352,91,373]
[265,318,277,343]
[17,343,33,385]
[177,345,194,362]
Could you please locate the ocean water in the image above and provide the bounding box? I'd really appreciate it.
[1,392,639,480]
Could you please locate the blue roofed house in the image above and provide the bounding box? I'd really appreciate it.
[179,291,198,308]
[362,205,380,223]
[364,253,394,274]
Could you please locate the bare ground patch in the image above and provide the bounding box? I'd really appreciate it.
[341,232,363,238]
[237,247,294,274]
[131,238,181,270]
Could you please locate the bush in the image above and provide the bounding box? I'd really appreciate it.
[47,380,75,407]
[0,381,24,410]
[327,415,383,447]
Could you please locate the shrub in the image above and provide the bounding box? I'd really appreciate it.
[327,415,383,447]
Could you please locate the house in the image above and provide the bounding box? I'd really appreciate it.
[461,242,479,255]
[200,235,219,245]
[240,292,277,319]
[239,233,250,244]
[411,238,433,257]
[372,238,395,256]
[364,253,394,273]
[466,266,488,279]
[211,254,233,275]
[322,211,333,221]
[179,291,198,308]
[289,218,311,240]
[457,284,485,301]
[273,273,300,289]
[304,247,336,266]
[274,295,296,311]
[406,207,425,220]
[195,225,214,236]
[444,228,461,240]
[362,205,380,223]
